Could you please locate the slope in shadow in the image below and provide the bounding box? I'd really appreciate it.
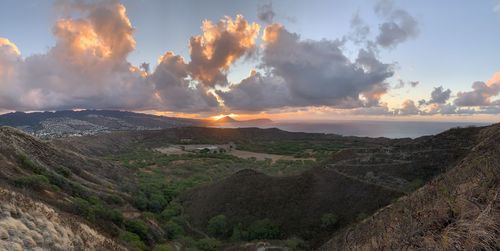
[319,123,500,250]
[181,167,403,244]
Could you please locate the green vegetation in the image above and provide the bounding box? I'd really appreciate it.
[284,237,308,250]
[236,140,341,159]
[124,219,149,242]
[164,220,184,239]
[72,196,124,226]
[321,213,338,229]
[247,219,281,240]
[406,178,424,192]
[119,231,147,251]
[356,212,368,221]
[152,244,174,251]
[207,215,230,238]
[14,175,50,189]
[195,238,222,251]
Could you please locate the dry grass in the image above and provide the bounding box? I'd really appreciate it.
[319,124,500,251]
[0,188,126,251]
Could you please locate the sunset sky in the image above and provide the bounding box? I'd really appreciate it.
[1,0,499,121]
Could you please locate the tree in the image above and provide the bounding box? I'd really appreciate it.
[159,202,182,223]
[248,219,281,240]
[230,223,249,241]
[124,219,149,242]
[119,231,146,251]
[207,214,229,238]
[196,238,221,251]
[165,220,184,240]
[152,244,174,251]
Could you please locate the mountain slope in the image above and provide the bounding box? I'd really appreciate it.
[0,188,125,250]
[180,168,403,245]
[0,110,204,138]
[319,124,500,250]
[0,127,134,246]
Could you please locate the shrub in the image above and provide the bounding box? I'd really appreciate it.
[152,244,174,251]
[159,202,182,223]
[178,236,197,248]
[54,166,71,178]
[284,237,308,250]
[248,219,281,240]
[164,220,184,240]
[406,178,424,191]
[119,231,146,251]
[207,214,229,238]
[230,223,249,241]
[356,212,368,221]
[196,238,221,251]
[105,194,124,205]
[72,196,124,225]
[320,213,338,229]
[14,175,50,189]
[18,154,44,174]
[73,197,94,221]
[125,219,149,242]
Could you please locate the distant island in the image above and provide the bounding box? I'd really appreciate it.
[210,115,274,127]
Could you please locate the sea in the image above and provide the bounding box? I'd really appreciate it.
[264,121,494,139]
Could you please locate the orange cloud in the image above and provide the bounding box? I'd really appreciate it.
[52,1,135,64]
[262,23,282,43]
[0,38,20,56]
[486,72,500,86]
[188,15,260,87]
[0,38,20,84]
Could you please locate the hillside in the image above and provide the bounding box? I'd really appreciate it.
[0,127,133,250]
[181,168,403,245]
[0,188,125,250]
[319,124,500,250]
[0,110,204,138]
[0,124,496,250]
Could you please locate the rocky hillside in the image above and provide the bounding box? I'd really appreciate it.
[0,188,125,251]
[319,124,500,250]
[0,127,133,249]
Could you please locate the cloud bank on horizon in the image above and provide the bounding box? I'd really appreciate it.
[0,0,499,117]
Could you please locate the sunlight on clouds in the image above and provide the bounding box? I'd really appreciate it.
[0,38,20,56]
[262,23,282,43]
[54,20,113,59]
[188,15,260,87]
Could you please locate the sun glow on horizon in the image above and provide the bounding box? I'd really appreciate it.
[211,113,239,120]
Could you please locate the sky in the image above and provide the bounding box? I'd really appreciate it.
[0,0,499,122]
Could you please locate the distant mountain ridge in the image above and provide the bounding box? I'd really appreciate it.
[0,110,205,138]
